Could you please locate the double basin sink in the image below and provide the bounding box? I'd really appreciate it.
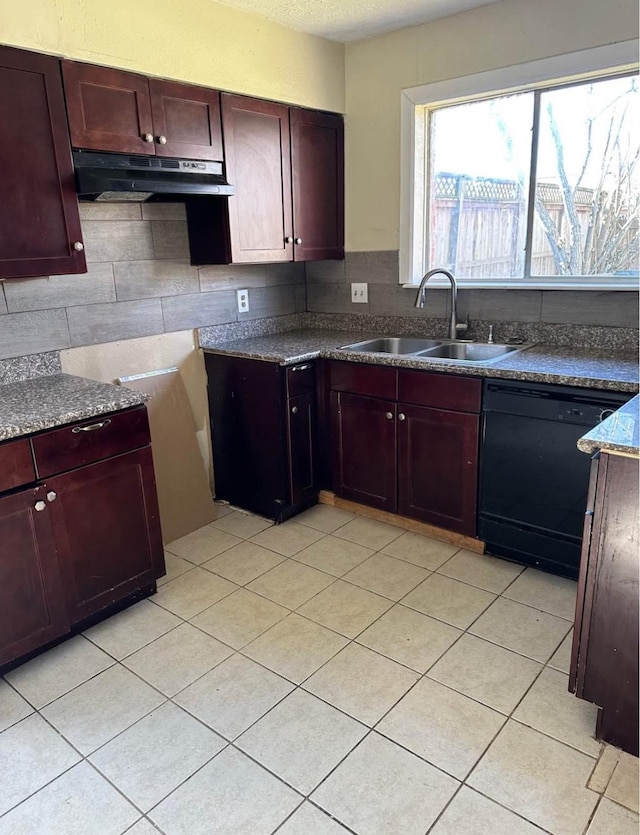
[339,337,529,364]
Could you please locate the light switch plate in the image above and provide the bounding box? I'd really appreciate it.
[237,288,249,313]
[351,283,368,303]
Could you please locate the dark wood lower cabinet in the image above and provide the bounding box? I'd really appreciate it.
[331,392,397,512]
[570,452,639,756]
[46,448,164,625]
[397,403,479,536]
[0,486,68,667]
[205,353,318,521]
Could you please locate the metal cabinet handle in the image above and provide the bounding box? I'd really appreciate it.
[294,237,303,245]
[291,405,298,414]
[71,419,111,434]
[285,236,294,244]
[385,412,393,420]
[290,364,310,372]
[73,241,84,251]
[46,491,57,502]
[157,135,167,145]
[143,133,154,142]
[398,413,406,421]
[34,501,46,512]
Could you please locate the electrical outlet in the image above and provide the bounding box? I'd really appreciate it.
[236,288,249,313]
[351,282,368,303]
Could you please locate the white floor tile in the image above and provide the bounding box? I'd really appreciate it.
[250,521,325,556]
[312,732,458,835]
[587,798,639,835]
[190,588,288,649]
[236,689,367,794]
[152,568,237,620]
[202,540,284,585]
[0,761,139,835]
[294,504,356,533]
[437,550,524,593]
[468,720,599,835]
[165,524,241,564]
[175,653,294,740]
[332,516,404,551]
[0,714,81,816]
[149,747,301,835]
[247,560,335,609]
[276,802,351,834]
[83,599,181,660]
[430,786,547,835]
[5,635,114,707]
[90,702,225,812]
[293,535,374,577]
[605,751,640,813]
[548,629,574,674]
[0,680,34,732]
[381,531,459,570]
[503,568,578,620]
[297,579,392,638]
[158,552,194,586]
[209,509,272,539]
[41,665,164,755]
[403,573,496,629]
[343,553,430,601]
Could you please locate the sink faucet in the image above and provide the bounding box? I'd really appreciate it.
[414,268,468,340]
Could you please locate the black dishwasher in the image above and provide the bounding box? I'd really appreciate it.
[479,379,631,579]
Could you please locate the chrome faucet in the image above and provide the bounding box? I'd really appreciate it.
[414,268,468,340]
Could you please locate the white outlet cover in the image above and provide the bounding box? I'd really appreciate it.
[236,288,249,313]
[351,282,368,303]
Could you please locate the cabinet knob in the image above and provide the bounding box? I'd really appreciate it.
[34,501,46,512]
[46,491,57,502]
[157,135,167,145]
[385,412,393,420]
[285,236,294,244]
[398,413,406,421]
[291,405,298,414]
[73,241,84,252]
[143,133,154,142]
[294,237,303,245]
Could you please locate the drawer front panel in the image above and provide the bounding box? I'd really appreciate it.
[329,361,397,400]
[398,370,481,413]
[0,439,35,493]
[32,407,151,478]
[286,362,316,398]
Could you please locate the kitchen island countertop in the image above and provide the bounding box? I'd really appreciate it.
[577,394,640,457]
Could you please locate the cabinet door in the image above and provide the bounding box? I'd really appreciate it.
[290,108,344,261]
[398,403,479,536]
[62,61,154,155]
[287,393,317,506]
[332,392,397,512]
[47,448,164,625]
[0,486,68,666]
[221,94,293,263]
[149,79,223,161]
[0,47,86,279]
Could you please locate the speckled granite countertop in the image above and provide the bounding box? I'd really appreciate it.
[578,394,640,456]
[199,329,639,393]
[0,374,148,442]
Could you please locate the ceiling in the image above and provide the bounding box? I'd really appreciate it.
[215,0,503,42]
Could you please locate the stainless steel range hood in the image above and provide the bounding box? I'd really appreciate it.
[73,150,235,202]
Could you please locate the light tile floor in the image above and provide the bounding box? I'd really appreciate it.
[1,504,638,835]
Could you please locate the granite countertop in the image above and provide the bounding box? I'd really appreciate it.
[199,329,639,393]
[0,373,148,442]
[577,394,640,457]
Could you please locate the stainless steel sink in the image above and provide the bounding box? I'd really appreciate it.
[340,337,444,354]
[416,343,522,362]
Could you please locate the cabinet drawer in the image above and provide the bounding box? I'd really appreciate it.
[286,362,316,397]
[32,407,151,478]
[398,370,481,413]
[330,361,397,399]
[0,439,35,492]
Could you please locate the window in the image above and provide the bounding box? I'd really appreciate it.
[400,41,640,289]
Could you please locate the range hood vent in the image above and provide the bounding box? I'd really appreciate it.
[73,150,235,202]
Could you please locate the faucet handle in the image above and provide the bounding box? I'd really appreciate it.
[455,314,469,337]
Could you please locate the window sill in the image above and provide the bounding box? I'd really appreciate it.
[401,280,640,291]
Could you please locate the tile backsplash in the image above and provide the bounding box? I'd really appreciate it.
[0,220,637,360]
[0,202,305,360]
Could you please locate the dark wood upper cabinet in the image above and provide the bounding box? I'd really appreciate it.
[62,61,155,155]
[0,46,86,280]
[290,108,344,261]
[219,94,294,263]
[187,96,344,265]
[62,62,223,162]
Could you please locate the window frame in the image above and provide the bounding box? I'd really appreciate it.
[399,40,640,290]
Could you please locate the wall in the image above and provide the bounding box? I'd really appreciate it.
[1,0,344,112]
[344,0,638,251]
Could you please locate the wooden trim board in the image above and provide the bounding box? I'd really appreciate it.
[318,490,485,554]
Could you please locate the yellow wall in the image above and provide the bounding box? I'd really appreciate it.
[345,0,639,251]
[1,0,345,112]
